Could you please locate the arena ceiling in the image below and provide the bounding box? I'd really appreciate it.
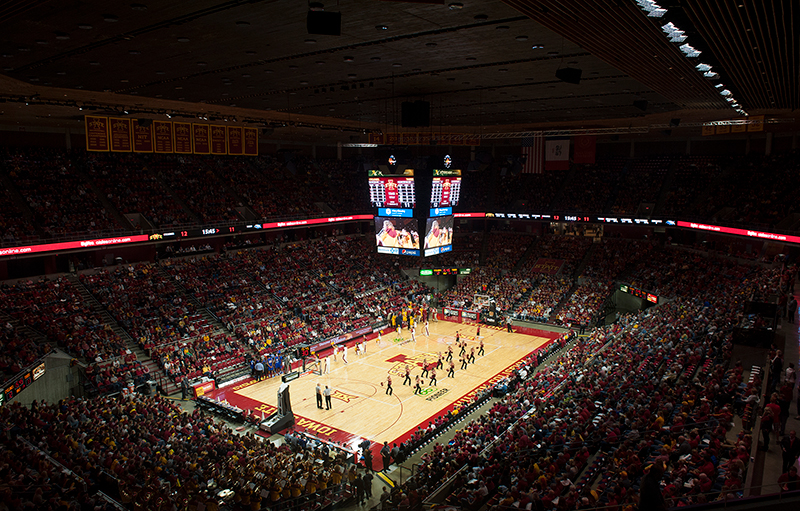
[0,0,796,134]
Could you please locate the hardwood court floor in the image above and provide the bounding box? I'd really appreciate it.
[218,321,555,448]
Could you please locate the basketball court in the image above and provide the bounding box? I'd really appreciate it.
[204,320,558,466]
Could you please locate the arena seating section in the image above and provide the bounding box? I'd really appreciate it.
[1,147,799,510]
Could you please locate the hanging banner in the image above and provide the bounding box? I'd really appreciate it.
[747,115,764,132]
[385,133,400,145]
[715,125,730,135]
[401,132,417,145]
[243,127,259,156]
[464,134,481,146]
[573,135,596,164]
[418,132,432,145]
[109,117,132,152]
[132,120,153,152]
[153,121,173,153]
[173,122,193,154]
[545,138,570,171]
[210,125,227,155]
[193,124,210,154]
[731,123,747,133]
[701,125,715,136]
[227,126,244,155]
[85,115,110,151]
[369,133,384,145]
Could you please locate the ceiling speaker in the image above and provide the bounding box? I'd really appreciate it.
[307,11,341,36]
[555,67,582,85]
[633,100,648,111]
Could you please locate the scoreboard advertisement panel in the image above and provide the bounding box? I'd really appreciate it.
[431,168,462,208]
[374,216,420,256]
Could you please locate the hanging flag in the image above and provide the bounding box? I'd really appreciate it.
[521,134,544,174]
[545,138,570,171]
[573,135,596,164]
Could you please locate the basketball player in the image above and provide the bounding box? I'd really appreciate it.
[324,355,331,374]
[342,345,349,364]
[476,324,481,338]
[385,375,393,395]
[421,358,429,378]
[429,368,437,386]
[478,339,485,356]
[446,345,453,362]
[448,360,455,378]
[377,329,382,344]
[361,335,367,354]
[436,352,443,369]
[403,365,412,386]
[414,375,422,395]
[411,327,416,343]
[424,320,430,337]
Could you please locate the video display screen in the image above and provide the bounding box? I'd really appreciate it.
[374,216,420,256]
[423,215,454,256]
[368,168,416,208]
[430,176,462,208]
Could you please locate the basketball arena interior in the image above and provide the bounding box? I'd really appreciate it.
[1,1,800,510]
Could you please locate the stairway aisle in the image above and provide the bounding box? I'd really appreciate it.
[66,273,179,395]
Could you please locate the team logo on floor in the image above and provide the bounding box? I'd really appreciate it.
[332,390,359,403]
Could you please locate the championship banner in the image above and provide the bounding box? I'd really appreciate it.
[85,115,110,151]
[210,125,227,155]
[153,121,174,153]
[731,123,747,133]
[747,115,764,132]
[715,125,730,135]
[109,118,132,152]
[401,132,417,145]
[132,120,153,152]
[433,133,450,145]
[193,124,210,154]
[572,135,596,164]
[464,134,480,146]
[418,132,432,145]
[173,122,193,154]
[385,133,400,145]
[227,126,244,155]
[545,138,570,171]
[701,125,715,136]
[530,258,564,275]
[369,133,385,145]
[243,127,259,156]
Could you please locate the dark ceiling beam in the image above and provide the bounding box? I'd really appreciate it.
[502,0,731,110]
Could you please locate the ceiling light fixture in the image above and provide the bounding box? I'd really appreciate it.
[679,43,701,57]
[636,0,667,17]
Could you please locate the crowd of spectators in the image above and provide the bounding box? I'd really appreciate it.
[154,156,242,224]
[611,156,673,215]
[0,323,51,385]
[553,158,626,213]
[4,149,123,236]
[85,153,195,227]
[660,156,724,218]
[0,179,38,244]
[0,277,126,364]
[483,232,535,270]
[413,252,771,510]
[0,394,362,511]
[436,233,483,268]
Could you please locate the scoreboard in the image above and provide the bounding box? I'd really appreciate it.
[368,177,416,208]
[430,177,461,208]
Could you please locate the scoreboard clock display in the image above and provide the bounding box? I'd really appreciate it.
[431,168,462,208]
[419,268,472,276]
[3,361,45,403]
